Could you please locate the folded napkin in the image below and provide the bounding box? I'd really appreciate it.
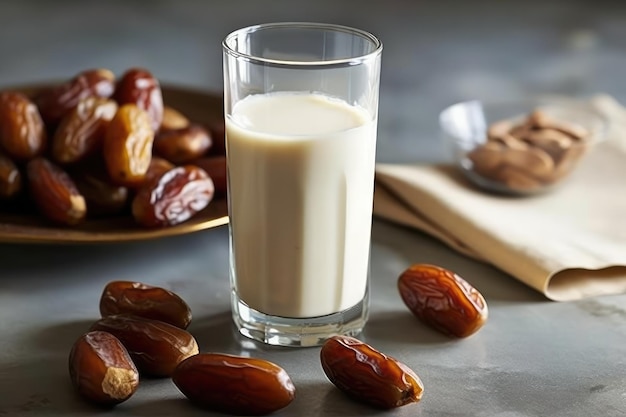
[374,94,626,301]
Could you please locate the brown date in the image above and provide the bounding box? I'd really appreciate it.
[154,124,212,164]
[173,353,296,415]
[320,336,424,409]
[90,314,199,377]
[397,264,488,338]
[51,97,118,164]
[132,165,214,228]
[68,331,139,406]
[35,68,115,127]
[114,68,163,132]
[161,105,190,130]
[27,157,86,225]
[73,171,129,216]
[143,156,175,185]
[0,91,47,161]
[103,104,155,186]
[190,156,226,196]
[100,280,192,329]
[0,153,22,199]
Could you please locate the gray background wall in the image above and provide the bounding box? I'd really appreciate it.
[1,0,624,163]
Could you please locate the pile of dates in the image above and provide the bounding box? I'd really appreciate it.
[69,280,297,414]
[0,67,227,227]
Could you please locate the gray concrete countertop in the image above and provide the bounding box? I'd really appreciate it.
[0,1,625,416]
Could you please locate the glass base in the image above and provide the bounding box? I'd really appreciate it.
[231,290,369,347]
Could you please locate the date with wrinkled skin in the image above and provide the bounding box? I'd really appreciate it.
[90,314,198,377]
[131,165,214,228]
[398,264,488,338]
[73,171,128,217]
[191,156,227,196]
[154,124,212,164]
[143,156,174,186]
[103,104,155,186]
[0,91,47,161]
[114,68,163,132]
[35,68,115,127]
[173,353,296,416]
[320,336,423,409]
[52,97,118,164]
[100,280,192,329]
[0,153,22,199]
[69,331,139,406]
[27,157,86,225]
[161,105,190,131]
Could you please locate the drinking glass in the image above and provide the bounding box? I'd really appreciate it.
[223,22,382,347]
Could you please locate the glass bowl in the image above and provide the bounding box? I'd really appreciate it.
[439,96,609,195]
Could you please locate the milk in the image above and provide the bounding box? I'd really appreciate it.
[226,92,377,318]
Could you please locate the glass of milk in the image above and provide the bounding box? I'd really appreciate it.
[223,22,382,347]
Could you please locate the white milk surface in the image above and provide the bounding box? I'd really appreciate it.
[226,92,377,318]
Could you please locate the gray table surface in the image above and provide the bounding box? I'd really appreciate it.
[0,1,625,416]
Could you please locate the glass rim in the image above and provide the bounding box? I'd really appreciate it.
[222,22,383,67]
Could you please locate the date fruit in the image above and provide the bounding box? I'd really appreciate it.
[143,156,175,185]
[132,165,214,228]
[191,156,227,196]
[52,97,118,164]
[100,280,192,329]
[103,104,155,186]
[320,336,423,409]
[173,353,296,415]
[0,91,47,161]
[0,153,22,199]
[27,157,86,225]
[397,264,488,338]
[73,171,128,216]
[90,314,198,377]
[36,68,115,127]
[114,68,163,132]
[68,331,139,406]
[154,124,212,164]
[161,106,190,130]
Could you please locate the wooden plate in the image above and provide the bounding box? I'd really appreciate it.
[0,84,228,244]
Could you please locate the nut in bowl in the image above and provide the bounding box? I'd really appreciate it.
[439,96,609,195]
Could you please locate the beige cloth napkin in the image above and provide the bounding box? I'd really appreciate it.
[373,95,626,301]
